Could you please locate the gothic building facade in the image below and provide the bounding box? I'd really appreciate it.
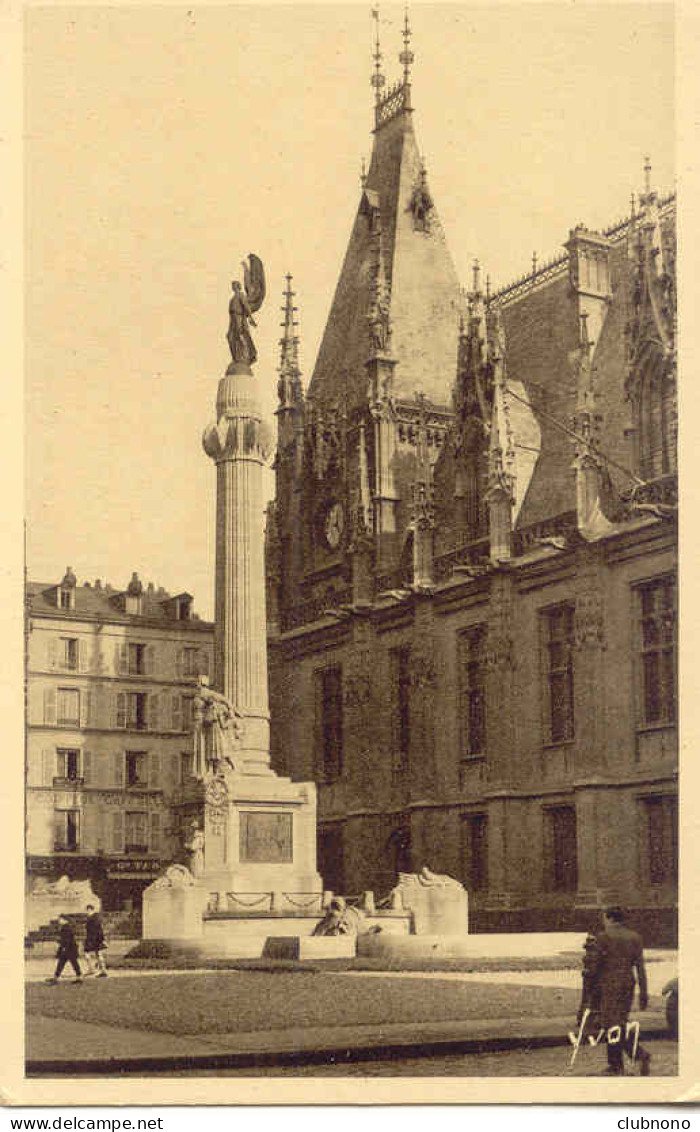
[266,25,677,941]
[26,568,214,910]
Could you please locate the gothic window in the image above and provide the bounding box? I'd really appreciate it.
[460,813,488,891]
[458,627,486,767]
[317,825,345,894]
[637,577,676,726]
[543,805,578,892]
[314,666,343,783]
[542,605,575,744]
[637,359,675,481]
[180,750,194,784]
[390,646,411,780]
[640,795,677,887]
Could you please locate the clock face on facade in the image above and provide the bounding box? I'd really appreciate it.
[324,501,345,549]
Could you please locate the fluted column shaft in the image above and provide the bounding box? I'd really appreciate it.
[203,363,272,774]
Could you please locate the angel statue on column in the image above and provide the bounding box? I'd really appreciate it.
[226,253,266,368]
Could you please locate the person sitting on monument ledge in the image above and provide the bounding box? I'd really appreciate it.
[192,676,244,778]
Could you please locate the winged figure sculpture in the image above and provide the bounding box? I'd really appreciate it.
[226,253,266,367]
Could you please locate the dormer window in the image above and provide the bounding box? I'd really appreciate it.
[125,572,144,616]
[161,593,193,621]
[57,567,77,610]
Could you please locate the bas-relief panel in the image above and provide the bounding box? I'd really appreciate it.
[240,811,293,863]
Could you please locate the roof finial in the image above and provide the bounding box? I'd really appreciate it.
[472,258,481,294]
[399,6,414,87]
[278,273,300,383]
[630,191,636,218]
[644,155,652,196]
[371,8,386,106]
[531,251,538,277]
[360,157,367,190]
[486,274,491,301]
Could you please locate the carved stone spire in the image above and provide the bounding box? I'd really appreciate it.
[411,393,435,590]
[367,206,392,360]
[485,308,515,561]
[399,7,414,95]
[571,313,607,533]
[371,8,386,108]
[277,274,303,411]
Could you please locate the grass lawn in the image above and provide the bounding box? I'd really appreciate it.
[26,971,584,1036]
[113,952,587,974]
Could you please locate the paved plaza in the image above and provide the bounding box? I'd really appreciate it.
[25,954,677,1078]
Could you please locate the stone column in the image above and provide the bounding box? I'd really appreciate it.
[203,362,273,775]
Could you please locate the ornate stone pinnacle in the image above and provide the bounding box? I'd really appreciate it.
[279,274,300,376]
[371,8,386,103]
[399,7,414,85]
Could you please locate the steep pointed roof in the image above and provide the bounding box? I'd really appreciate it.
[309,33,462,411]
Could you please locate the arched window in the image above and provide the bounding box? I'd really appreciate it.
[636,354,676,481]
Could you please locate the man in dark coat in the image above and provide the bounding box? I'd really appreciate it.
[84,904,107,977]
[582,906,651,1075]
[47,915,82,984]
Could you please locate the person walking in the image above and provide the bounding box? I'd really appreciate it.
[47,915,82,984]
[582,906,651,1076]
[84,904,108,978]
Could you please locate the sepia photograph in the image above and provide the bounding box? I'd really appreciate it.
[14,0,684,1104]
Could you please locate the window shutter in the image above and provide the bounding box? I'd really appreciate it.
[149,693,160,732]
[78,639,88,673]
[43,688,57,726]
[82,690,92,728]
[113,751,125,787]
[53,811,65,852]
[115,692,126,729]
[119,644,128,674]
[199,649,209,678]
[48,639,58,670]
[145,646,155,676]
[82,749,92,785]
[111,811,124,853]
[172,694,182,732]
[42,748,56,786]
[95,753,107,788]
[98,685,109,727]
[149,752,160,789]
[150,812,161,853]
[175,649,183,678]
[81,803,96,853]
[27,750,43,787]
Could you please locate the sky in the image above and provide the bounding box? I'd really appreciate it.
[24,2,675,620]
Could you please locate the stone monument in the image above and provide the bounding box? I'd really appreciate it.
[142,256,322,951]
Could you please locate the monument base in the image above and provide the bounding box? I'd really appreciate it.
[142,770,322,947]
[142,883,206,944]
